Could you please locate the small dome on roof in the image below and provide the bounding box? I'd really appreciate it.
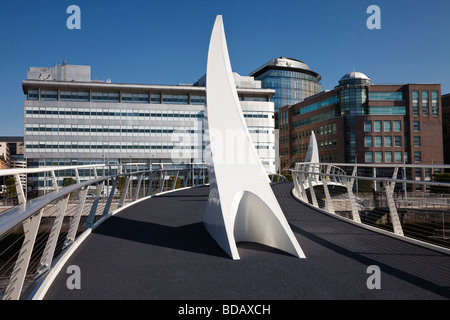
[340,71,370,81]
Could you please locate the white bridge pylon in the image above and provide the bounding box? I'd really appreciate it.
[203,15,305,260]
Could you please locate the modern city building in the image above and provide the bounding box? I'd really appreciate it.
[249,57,323,116]
[23,64,276,191]
[0,137,26,194]
[249,57,323,172]
[442,93,450,168]
[279,71,444,181]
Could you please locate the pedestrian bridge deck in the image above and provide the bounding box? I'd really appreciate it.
[44,183,450,300]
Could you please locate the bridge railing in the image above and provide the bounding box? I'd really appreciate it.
[0,163,207,300]
[291,162,450,250]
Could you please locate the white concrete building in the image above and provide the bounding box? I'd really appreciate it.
[23,64,276,188]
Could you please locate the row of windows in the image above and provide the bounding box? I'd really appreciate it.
[28,90,270,105]
[369,91,404,101]
[364,151,421,163]
[25,107,271,120]
[26,142,274,152]
[364,135,421,148]
[29,90,206,105]
[26,143,203,151]
[25,125,203,135]
[294,96,338,116]
[412,90,439,116]
[368,106,406,115]
[293,111,336,128]
[364,120,403,132]
[365,151,405,163]
[26,108,205,119]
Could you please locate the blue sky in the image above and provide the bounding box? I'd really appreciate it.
[0,0,449,136]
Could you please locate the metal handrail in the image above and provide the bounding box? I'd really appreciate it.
[0,162,207,300]
[290,162,450,253]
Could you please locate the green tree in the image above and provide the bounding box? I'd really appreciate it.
[5,177,18,205]
[117,176,126,197]
[63,177,75,199]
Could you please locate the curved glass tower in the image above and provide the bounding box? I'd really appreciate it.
[337,71,371,163]
[250,57,322,114]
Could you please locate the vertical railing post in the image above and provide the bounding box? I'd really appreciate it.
[298,171,308,203]
[346,166,361,223]
[307,170,319,208]
[384,167,404,236]
[103,177,117,216]
[160,171,166,193]
[133,173,143,201]
[2,209,43,300]
[50,170,59,193]
[292,171,301,199]
[184,170,190,188]
[322,165,335,214]
[172,170,179,190]
[64,187,88,249]
[14,173,26,209]
[146,173,154,197]
[118,175,130,208]
[84,181,105,230]
[36,194,70,276]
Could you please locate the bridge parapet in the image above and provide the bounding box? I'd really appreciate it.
[291,162,450,251]
[0,163,207,300]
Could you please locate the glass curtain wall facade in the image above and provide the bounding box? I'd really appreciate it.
[249,57,323,126]
[256,69,322,112]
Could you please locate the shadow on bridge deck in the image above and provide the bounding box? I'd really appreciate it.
[44,183,450,300]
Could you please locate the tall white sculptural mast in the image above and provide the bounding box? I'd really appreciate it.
[203,15,305,260]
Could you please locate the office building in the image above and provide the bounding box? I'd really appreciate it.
[23,64,276,190]
[279,71,444,180]
[249,57,323,116]
[0,137,26,194]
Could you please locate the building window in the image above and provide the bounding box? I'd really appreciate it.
[422,91,429,116]
[151,94,161,104]
[384,136,392,147]
[374,136,382,147]
[163,94,189,105]
[364,121,372,132]
[413,121,420,132]
[191,95,206,105]
[385,152,392,162]
[383,121,391,132]
[431,91,439,116]
[414,151,421,162]
[374,120,382,132]
[92,92,120,102]
[393,120,401,132]
[40,90,58,101]
[60,91,90,101]
[365,152,373,163]
[27,90,39,100]
[414,136,421,147]
[412,91,419,116]
[368,106,406,115]
[364,136,372,147]
[395,151,402,163]
[375,151,383,163]
[122,93,149,103]
[394,136,402,147]
[369,92,403,101]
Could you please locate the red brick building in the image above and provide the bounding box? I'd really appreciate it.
[279,72,444,181]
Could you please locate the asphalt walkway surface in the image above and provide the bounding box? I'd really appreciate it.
[44,183,450,300]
